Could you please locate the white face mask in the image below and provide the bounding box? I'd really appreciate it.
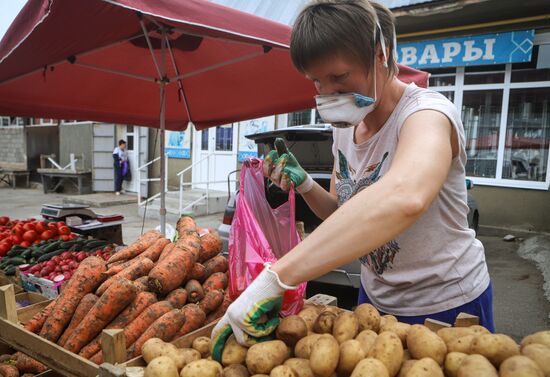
[314,20,388,129]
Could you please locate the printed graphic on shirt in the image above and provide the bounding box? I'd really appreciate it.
[335,150,400,275]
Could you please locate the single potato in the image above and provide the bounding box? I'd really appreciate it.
[276,316,308,347]
[354,304,381,333]
[469,325,490,336]
[469,333,519,367]
[142,338,179,364]
[521,331,550,349]
[379,315,398,330]
[447,335,475,354]
[355,330,378,355]
[270,365,297,377]
[223,364,250,377]
[169,348,201,370]
[406,325,447,365]
[397,360,417,377]
[444,352,468,377]
[145,356,179,377]
[294,334,322,359]
[333,312,360,343]
[350,358,390,377]
[310,335,340,377]
[404,357,443,377]
[180,359,223,377]
[380,322,410,348]
[314,312,337,334]
[246,340,290,375]
[437,327,475,345]
[368,331,404,377]
[222,336,248,366]
[284,358,315,377]
[521,343,550,377]
[298,307,321,332]
[192,336,211,358]
[337,340,367,376]
[499,355,544,377]
[457,354,497,377]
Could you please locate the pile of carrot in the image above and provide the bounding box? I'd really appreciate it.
[20,216,232,366]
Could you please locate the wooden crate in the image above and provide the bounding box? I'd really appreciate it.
[0,272,23,293]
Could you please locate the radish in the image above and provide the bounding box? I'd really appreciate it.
[53,274,65,283]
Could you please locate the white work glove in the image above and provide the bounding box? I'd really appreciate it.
[210,263,297,362]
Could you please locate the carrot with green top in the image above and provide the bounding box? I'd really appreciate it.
[40,256,106,342]
[64,278,138,353]
[58,293,98,346]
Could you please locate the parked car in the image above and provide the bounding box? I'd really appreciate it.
[218,125,480,289]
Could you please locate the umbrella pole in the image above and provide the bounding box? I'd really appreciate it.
[159,81,166,236]
[159,30,167,236]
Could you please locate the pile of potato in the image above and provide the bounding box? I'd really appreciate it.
[140,303,550,377]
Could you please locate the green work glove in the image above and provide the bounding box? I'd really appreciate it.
[263,138,313,193]
[210,263,297,362]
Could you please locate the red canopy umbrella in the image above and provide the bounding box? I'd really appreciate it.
[0,0,428,232]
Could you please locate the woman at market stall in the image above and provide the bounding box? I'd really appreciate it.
[212,0,494,354]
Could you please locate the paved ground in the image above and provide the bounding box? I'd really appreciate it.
[1,187,549,340]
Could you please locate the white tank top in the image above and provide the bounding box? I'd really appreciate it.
[332,83,490,316]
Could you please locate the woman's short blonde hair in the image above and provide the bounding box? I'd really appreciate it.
[290,0,398,77]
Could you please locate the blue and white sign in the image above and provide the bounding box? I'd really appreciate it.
[165,129,191,159]
[238,116,275,162]
[397,30,535,69]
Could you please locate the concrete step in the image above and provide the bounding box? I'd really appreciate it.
[138,189,228,218]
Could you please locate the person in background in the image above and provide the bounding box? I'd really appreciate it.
[211,0,494,359]
[113,139,127,195]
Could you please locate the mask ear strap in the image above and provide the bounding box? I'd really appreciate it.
[375,19,388,68]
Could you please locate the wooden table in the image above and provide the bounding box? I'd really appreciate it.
[37,169,92,195]
[0,169,30,189]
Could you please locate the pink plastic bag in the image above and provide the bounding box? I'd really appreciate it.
[228,158,306,317]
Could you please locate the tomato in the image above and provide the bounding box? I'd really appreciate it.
[22,223,35,232]
[35,221,47,234]
[69,233,78,240]
[0,243,10,257]
[47,222,58,232]
[60,234,70,241]
[11,225,23,237]
[0,216,9,226]
[57,221,67,228]
[20,241,31,248]
[22,230,38,242]
[58,226,71,236]
[41,230,54,240]
[11,235,22,244]
[33,240,41,245]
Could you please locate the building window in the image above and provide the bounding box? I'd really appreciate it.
[503,87,550,182]
[427,42,550,189]
[288,110,311,127]
[215,125,233,151]
[201,129,209,151]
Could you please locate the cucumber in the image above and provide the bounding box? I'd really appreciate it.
[7,257,26,266]
[41,240,63,254]
[6,247,23,258]
[36,249,66,263]
[83,240,108,251]
[59,240,79,249]
[4,266,16,275]
[21,248,33,260]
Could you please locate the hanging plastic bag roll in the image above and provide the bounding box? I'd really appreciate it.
[228,157,306,316]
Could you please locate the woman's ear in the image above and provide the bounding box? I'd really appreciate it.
[376,45,388,68]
